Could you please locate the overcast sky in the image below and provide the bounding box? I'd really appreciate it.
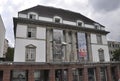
[0,0,120,47]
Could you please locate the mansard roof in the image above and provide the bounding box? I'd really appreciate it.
[19,5,104,27]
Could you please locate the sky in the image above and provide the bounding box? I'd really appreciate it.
[0,0,120,47]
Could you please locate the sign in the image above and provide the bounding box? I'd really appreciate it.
[77,32,87,60]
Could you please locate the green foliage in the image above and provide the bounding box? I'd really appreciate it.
[5,47,14,61]
[112,48,120,61]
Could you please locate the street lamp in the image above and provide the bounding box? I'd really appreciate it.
[61,42,67,81]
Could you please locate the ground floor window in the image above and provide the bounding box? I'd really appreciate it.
[11,70,28,81]
[34,70,49,81]
[88,68,96,81]
[72,68,83,81]
[100,67,107,81]
[55,69,68,81]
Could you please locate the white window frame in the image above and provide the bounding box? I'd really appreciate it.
[27,27,36,38]
[76,20,84,27]
[97,34,102,44]
[94,23,100,29]
[98,48,104,62]
[53,16,62,23]
[25,44,36,62]
[28,12,38,19]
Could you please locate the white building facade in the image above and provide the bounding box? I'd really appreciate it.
[0,15,5,58]
[13,5,110,62]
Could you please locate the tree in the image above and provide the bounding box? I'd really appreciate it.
[5,47,14,61]
[112,48,120,61]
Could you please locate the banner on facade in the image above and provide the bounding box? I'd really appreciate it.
[77,32,87,58]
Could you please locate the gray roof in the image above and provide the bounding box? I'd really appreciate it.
[19,5,104,27]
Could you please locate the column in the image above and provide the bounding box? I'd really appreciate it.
[106,65,112,81]
[49,69,55,81]
[46,28,53,62]
[28,69,34,81]
[3,69,10,81]
[86,33,93,62]
[65,31,70,62]
[68,68,73,81]
[71,31,77,62]
[115,65,120,81]
[83,66,88,81]
[95,66,101,81]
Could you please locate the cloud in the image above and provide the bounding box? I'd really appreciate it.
[0,0,120,47]
[89,0,120,12]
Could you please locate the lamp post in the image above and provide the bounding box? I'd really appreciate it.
[61,42,67,81]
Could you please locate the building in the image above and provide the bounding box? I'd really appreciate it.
[0,5,119,81]
[108,41,120,61]
[14,5,110,63]
[3,39,9,58]
[0,15,5,60]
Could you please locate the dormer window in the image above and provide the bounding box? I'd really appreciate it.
[53,16,62,23]
[28,12,38,20]
[29,14,36,19]
[55,18,61,23]
[94,23,100,29]
[77,20,84,27]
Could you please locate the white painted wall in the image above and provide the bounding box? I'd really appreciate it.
[102,35,108,44]
[85,24,95,29]
[63,20,76,26]
[0,15,5,57]
[91,34,97,44]
[36,27,46,39]
[39,16,52,22]
[14,24,46,62]
[16,24,27,38]
[18,13,27,18]
[91,45,110,62]
[14,38,46,62]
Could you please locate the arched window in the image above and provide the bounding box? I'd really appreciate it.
[53,16,62,23]
[25,44,36,62]
[76,20,84,27]
[94,23,100,29]
[28,12,38,19]
[98,48,104,62]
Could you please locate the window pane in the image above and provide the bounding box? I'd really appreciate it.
[11,70,27,81]
[27,27,36,38]
[26,47,36,62]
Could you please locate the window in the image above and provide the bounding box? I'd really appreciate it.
[88,68,96,81]
[11,70,27,81]
[77,20,84,27]
[55,18,61,23]
[29,14,36,19]
[26,44,36,62]
[100,67,107,81]
[53,16,62,23]
[97,35,102,44]
[34,70,40,81]
[28,12,38,19]
[27,27,36,38]
[98,48,104,62]
[94,23,100,29]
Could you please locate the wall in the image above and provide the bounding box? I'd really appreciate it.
[14,24,46,62]
[90,34,110,62]
[0,15,5,57]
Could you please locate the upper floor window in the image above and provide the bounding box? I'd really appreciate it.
[77,20,84,27]
[98,48,104,62]
[25,44,36,62]
[53,16,62,23]
[28,12,38,19]
[94,23,100,29]
[97,34,102,44]
[27,27,36,38]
